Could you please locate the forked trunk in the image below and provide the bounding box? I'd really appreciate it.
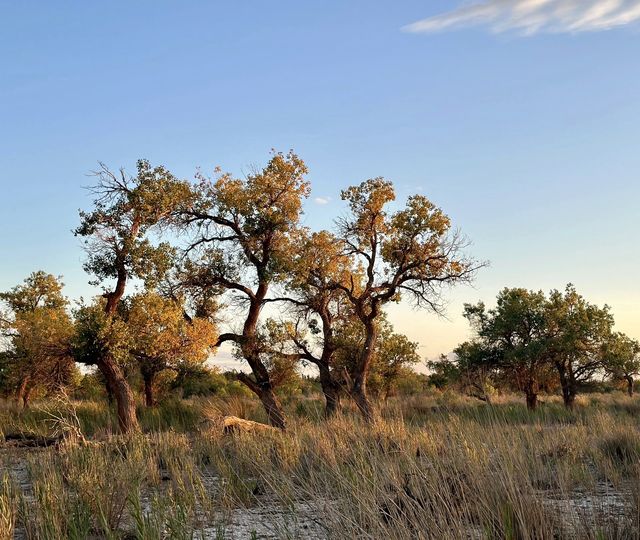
[98,356,139,433]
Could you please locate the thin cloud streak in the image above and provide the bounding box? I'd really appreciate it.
[314,196,331,205]
[403,0,640,35]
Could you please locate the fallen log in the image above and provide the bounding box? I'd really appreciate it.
[2,431,63,448]
[220,415,278,435]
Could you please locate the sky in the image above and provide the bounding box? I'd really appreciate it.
[1,1,639,368]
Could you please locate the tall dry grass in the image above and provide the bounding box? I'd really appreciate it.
[1,393,639,538]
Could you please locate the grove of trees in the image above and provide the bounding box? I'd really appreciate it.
[1,152,637,431]
[430,285,639,410]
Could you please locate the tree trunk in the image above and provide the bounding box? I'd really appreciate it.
[352,381,376,422]
[101,273,139,433]
[143,371,155,407]
[561,384,576,409]
[237,371,287,430]
[351,320,377,423]
[16,376,30,409]
[98,356,139,433]
[257,387,287,430]
[22,386,32,409]
[317,308,340,418]
[104,375,115,405]
[525,390,538,411]
[234,288,289,430]
[318,363,340,418]
[625,375,634,397]
[555,361,576,409]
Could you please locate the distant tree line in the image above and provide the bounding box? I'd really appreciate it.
[429,286,639,409]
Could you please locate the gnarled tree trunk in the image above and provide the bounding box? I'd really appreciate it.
[143,371,155,407]
[561,383,576,409]
[100,276,140,433]
[351,319,378,423]
[318,363,341,417]
[97,356,139,433]
[232,291,288,430]
[257,386,287,429]
[16,375,31,409]
[525,389,538,411]
[237,371,286,429]
[317,308,341,417]
[144,377,156,407]
[554,360,577,409]
[625,375,634,397]
[22,386,32,409]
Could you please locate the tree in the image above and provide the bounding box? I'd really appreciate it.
[125,292,218,406]
[426,355,461,391]
[332,178,479,421]
[602,332,640,397]
[450,342,497,404]
[274,230,356,416]
[463,289,551,410]
[332,315,420,403]
[0,272,75,408]
[544,285,614,408]
[370,332,420,400]
[71,298,134,404]
[177,151,310,429]
[74,159,193,432]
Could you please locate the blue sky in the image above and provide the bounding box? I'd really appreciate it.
[1,1,639,363]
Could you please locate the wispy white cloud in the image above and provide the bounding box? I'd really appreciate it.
[314,196,331,205]
[403,0,640,35]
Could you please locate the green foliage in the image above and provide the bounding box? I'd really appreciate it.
[126,291,217,382]
[338,177,477,311]
[172,366,249,399]
[455,285,621,406]
[462,288,563,397]
[545,284,614,386]
[333,315,421,397]
[73,372,106,401]
[0,272,75,399]
[71,299,132,368]
[75,160,194,292]
[602,332,640,388]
